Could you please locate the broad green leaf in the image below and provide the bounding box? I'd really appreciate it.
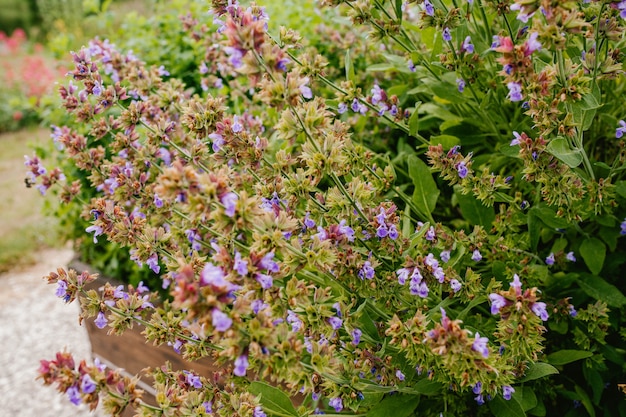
[366,63,396,72]
[575,385,596,417]
[528,212,540,251]
[547,350,593,366]
[454,186,495,228]
[248,382,299,417]
[512,387,538,412]
[579,238,606,275]
[546,138,583,168]
[577,273,626,307]
[366,394,419,417]
[517,362,559,383]
[408,155,439,216]
[527,399,547,417]
[582,366,604,406]
[528,206,570,230]
[413,378,445,396]
[395,0,403,21]
[489,395,526,417]
[345,50,355,83]
[616,180,626,198]
[429,134,460,150]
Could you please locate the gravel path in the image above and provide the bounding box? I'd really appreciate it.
[0,248,103,417]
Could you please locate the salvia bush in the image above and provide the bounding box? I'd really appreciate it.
[31,0,626,416]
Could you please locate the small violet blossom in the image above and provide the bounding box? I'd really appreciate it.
[531,301,549,321]
[545,253,555,266]
[472,332,489,358]
[502,385,515,400]
[471,249,482,262]
[212,309,233,332]
[351,328,362,345]
[329,397,343,412]
[94,312,108,329]
[510,131,522,146]
[621,218,626,235]
[424,0,434,16]
[233,354,249,376]
[67,385,81,405]
[221,192,238,217]
[80,374,97,394]
[566,251,577,262]
[146,253,160,274]
[456,161,468,179]
[461,36,474,54]
[456,78,465,93]
[442,27,452,42]
[358,261,375,280]
[440,250,451,263]
[396,370,405,381]
[185,371,203,389]
[616,120,626,138]
[507,82,523,102]
[489,293,507,315]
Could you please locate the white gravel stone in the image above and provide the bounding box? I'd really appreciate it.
[0,248,104,417]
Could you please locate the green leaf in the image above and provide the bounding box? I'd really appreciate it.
[547,350,593,366]
[582,366,604,406]
[528,206,570,230]
[413,378,445,396]
[366,63,396,72]
[395,0,403,21]
[615,181,626,198]
[248,382,299,417]
[345,50,355,83]
[454,186,495,228]
[579,238,606,275]
[574,385,596,417]
[489,395,526,417]
[528,400,547,417]
[546,137,583,168]
[528,212,540,251]
[367,394,419,417]
[429,134,460,150]
[408,155,439,217]
[408,103,421,137]
[512,387,538,412]
[517,362,559,383]
[577,273,626,307]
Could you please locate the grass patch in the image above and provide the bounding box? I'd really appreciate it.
[0,127,61,273]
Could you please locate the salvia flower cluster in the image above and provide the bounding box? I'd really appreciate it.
[31,0,626,416]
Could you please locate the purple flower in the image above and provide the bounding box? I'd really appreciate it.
[545,252,555,266]
[411,281,429,298]
[376,224,388,238]
[200,263,225,285]
[253,406,267,417]
[408,59,417,72]
[157,65,170,76]
[566,251,577,262]
[251,299,268,314]
[456,78,465,93]
[146,253,160,274]
[442,27,452,42]
[425,226,436,241]
[184,371,203,388]
[397,268,410,285]
[55,280,69,300]
[526,32,541,54]
[351,328,362,345]
[456,161,468,178]
[531,302,549,321]
[85,224,103,244]
[396,370,405,381]
[260,252,280,273]
[507,82,523,102]
[212,309,233,332]
[617,120,626,138]
[67,385,81,405]
[328,316,343,330]
[234,354,249,376]
[489,293,507,315]
[475,394,485,405]
[371,84,384,105]
[338,220,355,241]
[329,397,343,412]
[461,36,474,53]
[208,132,224,152]
[510,131,522,146]
[358,261,375,280]
[232,115,243,133]
[351,98,361,112]
[440,250,451,263]
[510,274,522,291]
[300,84,313,99]
[568,304,578,317]
[472,332,489,358]
[388,224,399,240]
[221,192,238,217]
[621,218,626,235]
[234,251,248,276]
[424,0,434,16]
[94,312,108,329]
[502,385,515,400]
[473,382,482,395]
[224,46,243,68]
[287,310,303,332]
[304,212,316,229]
[450,279,462,293]
[471,249,482,262]
[491,35,501,49]
[276,58,289,71]
[433,267,445,283]
[92,81,103,96]
[80,374,97,394]
[256,273,273,289]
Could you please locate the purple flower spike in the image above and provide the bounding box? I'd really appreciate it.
[472,332,489,358]
[234,354,249,376]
